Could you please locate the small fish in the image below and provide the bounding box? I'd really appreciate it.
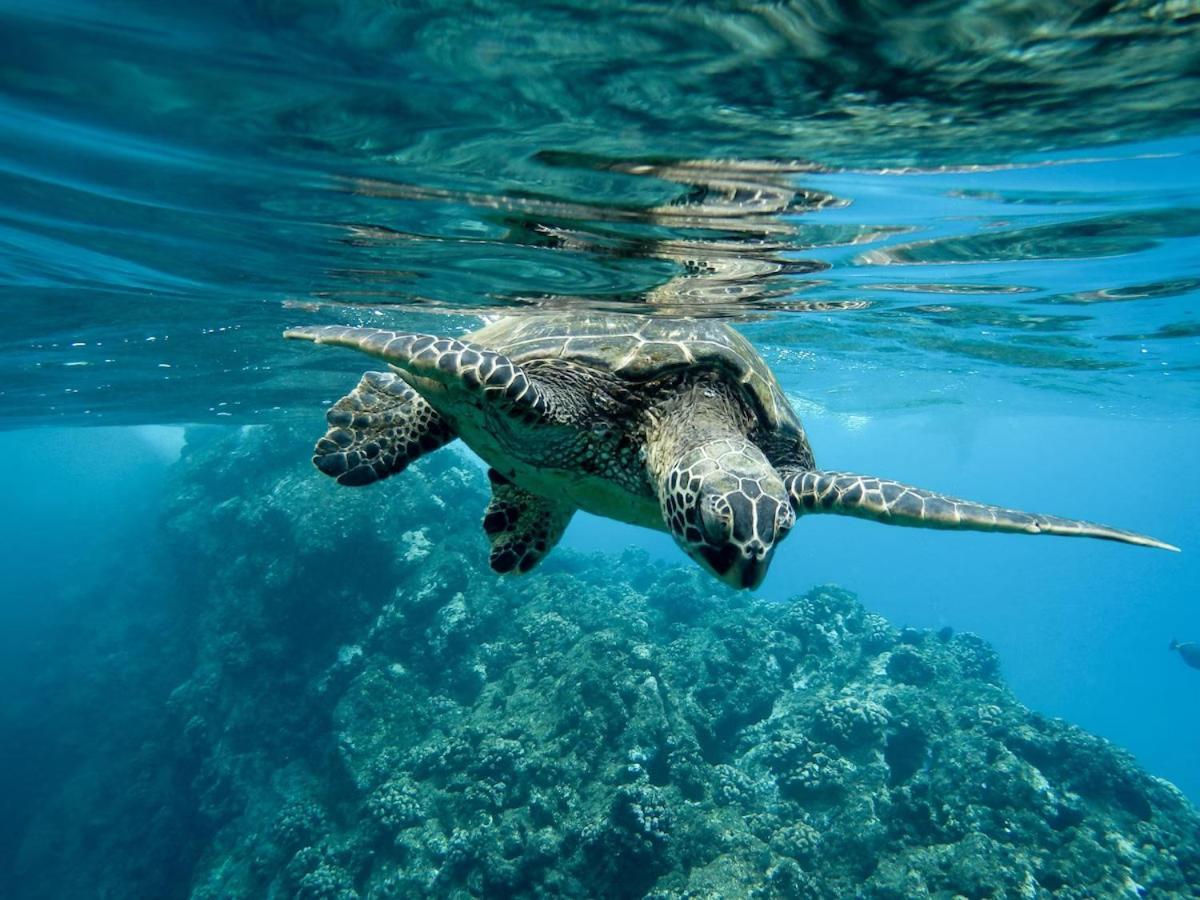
[1169,639,1200,670]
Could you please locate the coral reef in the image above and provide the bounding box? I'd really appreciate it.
[5,424,1200,898]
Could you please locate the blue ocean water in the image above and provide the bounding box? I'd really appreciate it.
[2,1,1199,896]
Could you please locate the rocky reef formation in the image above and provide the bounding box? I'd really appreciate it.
[7,424,1200,898]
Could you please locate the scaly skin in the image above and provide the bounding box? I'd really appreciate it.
[781,469,1178,551]
[283,326,551,422]
[312,371,455,486]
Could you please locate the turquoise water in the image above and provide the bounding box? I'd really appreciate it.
[2,1,1200,896]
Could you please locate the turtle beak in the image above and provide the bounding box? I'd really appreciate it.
[739,555,768,589]
[699,544,773,590]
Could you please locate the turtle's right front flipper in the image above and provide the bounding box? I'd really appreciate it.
[315,371,455,486]
[284,325,551,421]
[783,470,1178,551]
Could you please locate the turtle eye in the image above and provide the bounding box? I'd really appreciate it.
[699,496,733,545]
[775,503,795,536]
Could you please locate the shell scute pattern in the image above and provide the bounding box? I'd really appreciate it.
[472,314,802,440]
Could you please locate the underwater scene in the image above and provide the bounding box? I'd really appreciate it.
[2,1,1200,897]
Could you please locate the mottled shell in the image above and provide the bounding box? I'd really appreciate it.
[469,313,804,437]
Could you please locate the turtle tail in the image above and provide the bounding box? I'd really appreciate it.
[784,470,1179,552]
[1170,639,1180,652]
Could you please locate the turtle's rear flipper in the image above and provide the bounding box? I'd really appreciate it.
[784,469,1178,551]
[483,470,574,574]
[314,371,455,487]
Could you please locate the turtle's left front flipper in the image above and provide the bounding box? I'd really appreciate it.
[483,470,575,574]
[782,470,1178,551]
[284,325,552,421]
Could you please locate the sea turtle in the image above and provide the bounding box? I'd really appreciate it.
[284,313,1176,589]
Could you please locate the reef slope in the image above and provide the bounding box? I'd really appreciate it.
[8,425,1199,898]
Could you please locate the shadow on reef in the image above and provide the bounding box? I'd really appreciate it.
[5,424,1200,898]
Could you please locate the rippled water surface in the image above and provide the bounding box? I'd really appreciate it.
[2,0,1199,425]
[2,1,1200,889]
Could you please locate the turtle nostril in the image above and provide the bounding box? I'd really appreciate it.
[745,540,766,560]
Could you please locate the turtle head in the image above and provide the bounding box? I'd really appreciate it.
[661,438,794,589]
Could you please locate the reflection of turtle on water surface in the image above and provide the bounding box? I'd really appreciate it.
[347,158,873,314]
[285,313,1176,589]
[1170,640,1200,670]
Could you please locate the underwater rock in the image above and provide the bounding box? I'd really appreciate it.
[6,424,1200,898]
